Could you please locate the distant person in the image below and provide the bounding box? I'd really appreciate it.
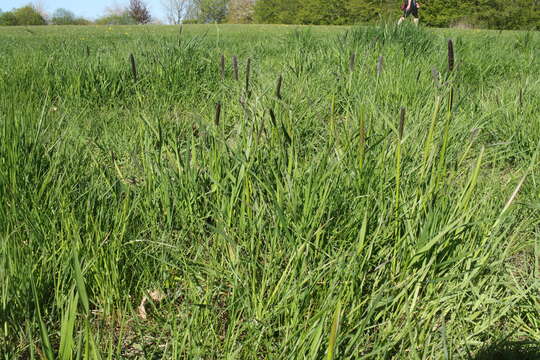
[398,0,420,25]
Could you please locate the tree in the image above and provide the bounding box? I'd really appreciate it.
[227,0,255,23]
[51,8,76,24]
[51,8,91,25]
[297,0,348,24]
[97,4,136,25]
[193,0,229,23]
[96,12,136,25]
[128,0,152,24]
[12,5,47,25]
[0,11,18,25]
[254,0,301,24]
[162,0,195,24]
[31,0,47,19]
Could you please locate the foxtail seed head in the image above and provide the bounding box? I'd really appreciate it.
[232,56,239,81]
[129,53,137,82]
[399,107,406,140]
[245,58,251,98]
[276,75,283,100]
[447,39,454,72]
[214,102,222,126]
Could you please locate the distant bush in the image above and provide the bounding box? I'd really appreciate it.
[13,5,46,25]
[51,8,91,25]
[0,11,18,25]
[182,19,200,24]
[95,12,136,25]
[253,0,540,30]
[0,5,46,26]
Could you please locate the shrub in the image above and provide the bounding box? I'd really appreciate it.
[12,5,46,25]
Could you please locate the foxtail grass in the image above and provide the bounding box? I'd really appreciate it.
[232,55,239,81]
[129,53,137,82]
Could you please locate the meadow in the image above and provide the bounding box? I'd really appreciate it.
[1,23,539,359]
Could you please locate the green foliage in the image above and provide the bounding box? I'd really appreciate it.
[13,5,46,25]
[254,0,540,29]
[51,8,76,25]
[194,0,230,23]
[182,18,200,24]
[51,8,91,25]
[0,11,18,25]
[0,5,47,26]
[95,12,136,25]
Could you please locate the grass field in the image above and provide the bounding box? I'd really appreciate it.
[1,23,540,359]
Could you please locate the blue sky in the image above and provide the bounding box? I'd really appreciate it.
[0,0,168,22]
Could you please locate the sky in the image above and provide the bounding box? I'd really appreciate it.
[0,0,168,22]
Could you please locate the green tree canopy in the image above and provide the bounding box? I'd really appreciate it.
[10,5,47,25]
[0,11,18,25]
[96,12,136,25]
[194,0,229,23]
[51,8,75,25]
[253,0,540,29]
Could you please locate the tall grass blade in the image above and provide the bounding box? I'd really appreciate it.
[72,249,90,316]
[432,67,440,88]
[327,300,342,360]
[31,278,54,360]
[377,55,384,76]
[59,292,79,360]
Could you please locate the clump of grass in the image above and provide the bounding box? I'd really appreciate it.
[1,24,539,360]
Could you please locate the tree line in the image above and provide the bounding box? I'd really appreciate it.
[1,0,538,29]
[253,0,539,29]
[0,0,151,26]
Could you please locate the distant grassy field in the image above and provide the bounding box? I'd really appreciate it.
[1,24,539,359]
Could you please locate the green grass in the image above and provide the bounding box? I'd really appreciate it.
[1,23,539,359]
